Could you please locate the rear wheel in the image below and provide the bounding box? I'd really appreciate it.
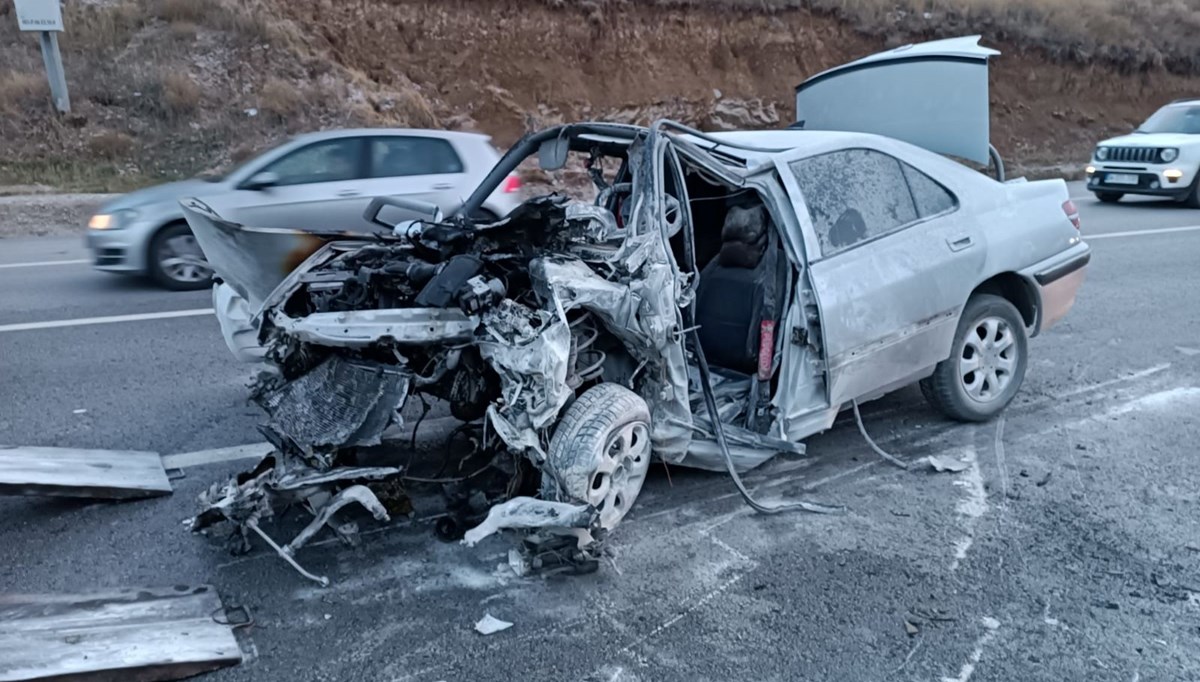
[921,294,1028,422]
[544,383,652,530]
[1094,191,1124,203]
[148,222,212,291]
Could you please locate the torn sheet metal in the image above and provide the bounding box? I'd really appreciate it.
[462,496,596,547]
[0,446,171,499]
[254,357,410,449]
[0,585,242,682]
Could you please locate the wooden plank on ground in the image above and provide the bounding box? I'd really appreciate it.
[0,446,172,499]
[0,585,243,681]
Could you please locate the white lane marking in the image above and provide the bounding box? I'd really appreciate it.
[0,258,90,270]
[0,308,214,333]
[941,617,1001,682]
[161,442,274,469]
[1088,224,1200,240]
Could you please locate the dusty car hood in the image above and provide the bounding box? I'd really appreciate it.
[100,178,218,213]
[794,35,1000,165]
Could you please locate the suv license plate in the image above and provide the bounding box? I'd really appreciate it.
[1106,173,1139,185]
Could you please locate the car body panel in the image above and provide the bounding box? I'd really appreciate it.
[86,129,520,279]
[794,35,999,165]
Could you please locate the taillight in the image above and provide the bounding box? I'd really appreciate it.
[501,175,522,193]
[1062,199,1080,230]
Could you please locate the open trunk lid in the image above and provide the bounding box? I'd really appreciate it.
[794,35,1000,165]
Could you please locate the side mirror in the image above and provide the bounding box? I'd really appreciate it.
[244,171,280,191]
[538,137,569,171]
[364,196,444,230]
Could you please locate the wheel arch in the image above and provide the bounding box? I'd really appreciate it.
[969,271,1039,332]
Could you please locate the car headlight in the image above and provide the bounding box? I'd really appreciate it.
[1161,148,1179,163]
[87,208,139,230]
[1095,147,1109,161]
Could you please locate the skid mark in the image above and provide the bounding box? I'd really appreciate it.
[949,434,988,571]
[940,617,1001,682]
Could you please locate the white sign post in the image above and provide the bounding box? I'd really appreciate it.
[13,0,69,113]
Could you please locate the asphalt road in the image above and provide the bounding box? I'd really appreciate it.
[2,181,1200,681]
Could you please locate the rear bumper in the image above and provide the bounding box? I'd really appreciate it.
[1023,242,1090,334]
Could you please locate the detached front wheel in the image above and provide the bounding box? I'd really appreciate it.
[921,294,1028,422]
[545,383,652,530]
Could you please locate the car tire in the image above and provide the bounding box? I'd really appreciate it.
[148,222,213,291]
[1094,191,1124,203]
[543,383,652,530]
[1183,175,1200,209]
[920,294,1029,423]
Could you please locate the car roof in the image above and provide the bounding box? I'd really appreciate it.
[688,129,896,161]
[289,128,492,144]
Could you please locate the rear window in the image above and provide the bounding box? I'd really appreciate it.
[369,137,464,178]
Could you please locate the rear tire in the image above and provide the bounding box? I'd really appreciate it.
[148,222,212,291]
[1094,191,1124,204]
[921,294,1028,422]
[544,383,652,530]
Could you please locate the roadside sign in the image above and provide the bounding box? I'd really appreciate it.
[13,0,64,32]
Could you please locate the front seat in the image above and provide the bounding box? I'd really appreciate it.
[694,204,774,375]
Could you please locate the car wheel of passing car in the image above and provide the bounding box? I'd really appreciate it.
[1094,191,1124,204]
[148,222,213,291]
[921,294,1028,423]
[544,383,653,530]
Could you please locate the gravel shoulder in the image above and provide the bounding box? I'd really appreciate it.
[0,191,114,238]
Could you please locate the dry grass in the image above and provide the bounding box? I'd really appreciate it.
[161,71,203,118]
[0,71,49,115]
[258,78,303,121]
[154,0,213,24]
[550,0,1200,72]
[87,131,135,160]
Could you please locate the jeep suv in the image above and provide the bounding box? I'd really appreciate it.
[1087,99,1200,207]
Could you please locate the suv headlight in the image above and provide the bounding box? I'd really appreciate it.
[1095,146,1110,161]
[1160,148,1179,163]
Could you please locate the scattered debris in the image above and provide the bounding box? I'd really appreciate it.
[0,445,172,499]
[0,585,243,681]
[475,613,513,635]
[926,454,971,473]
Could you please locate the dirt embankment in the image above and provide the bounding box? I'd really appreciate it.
[2,0,1199,199]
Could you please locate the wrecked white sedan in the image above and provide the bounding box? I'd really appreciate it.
[179,39,1088,583]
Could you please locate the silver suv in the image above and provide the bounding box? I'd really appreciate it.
[85,129,522,290]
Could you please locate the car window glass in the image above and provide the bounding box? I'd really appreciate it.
[370,137,464,178]
[901,163,957,217]
[789,149,918,257]
[262,139,361,187]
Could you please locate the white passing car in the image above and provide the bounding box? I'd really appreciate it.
[86,129,523,290]
[1086,99,1200,207]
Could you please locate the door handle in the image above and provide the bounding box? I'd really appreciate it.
[947,235,974,252]
[431,183,454,190]
[337,189,361,197]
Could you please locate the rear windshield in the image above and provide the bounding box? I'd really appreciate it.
[1136,105,1200,134]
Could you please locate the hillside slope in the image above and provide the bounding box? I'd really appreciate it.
[2,0,1199,190]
